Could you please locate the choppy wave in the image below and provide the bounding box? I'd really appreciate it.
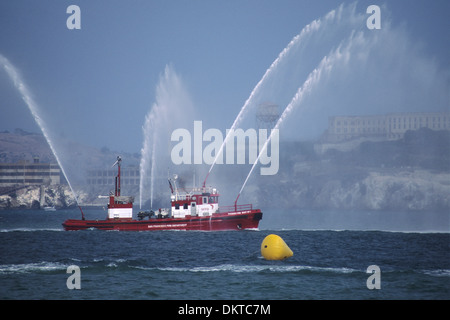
[135,264,360,274]
[0,261,368,275]
[0,228,63,233]
[0,261,68,274]
[125,264,450,278]
[0,258,130,274]
[422,269,450,277]
[2,259,449,285]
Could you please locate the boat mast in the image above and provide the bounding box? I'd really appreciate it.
[112,156,122,197]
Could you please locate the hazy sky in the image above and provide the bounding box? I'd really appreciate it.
[1,0,449,153]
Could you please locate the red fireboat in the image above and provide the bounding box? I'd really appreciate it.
[62,156,262,231]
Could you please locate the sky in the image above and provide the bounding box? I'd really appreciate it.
[1,0,449,153]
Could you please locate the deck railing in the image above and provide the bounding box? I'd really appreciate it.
[171,186,218,201]
[219,203,252,213]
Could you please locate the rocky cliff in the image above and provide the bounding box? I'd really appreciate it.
[253,168,450,211]
[2,167,448,211]
[0,185,89,210]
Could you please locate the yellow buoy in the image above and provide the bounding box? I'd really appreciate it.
[261,234,293,260]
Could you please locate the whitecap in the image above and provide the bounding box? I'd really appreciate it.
[0,228,63,233]
[142,264,359,274]
[422,269,450,277]
[0,261,68,274]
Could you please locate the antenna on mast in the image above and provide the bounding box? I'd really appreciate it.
[112,155,122,168]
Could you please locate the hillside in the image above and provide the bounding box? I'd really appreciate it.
[1,128,449,211]
[248,128,450,211]
[0,129,139,170]
[0,129,56,163]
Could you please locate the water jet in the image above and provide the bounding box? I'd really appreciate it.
[1,54,81,209]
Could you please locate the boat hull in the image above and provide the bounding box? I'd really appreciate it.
[63,210,262,231]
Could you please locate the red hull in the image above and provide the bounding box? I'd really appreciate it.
[63,210,262,231]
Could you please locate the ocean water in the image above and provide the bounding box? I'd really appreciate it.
[0,209,448,300]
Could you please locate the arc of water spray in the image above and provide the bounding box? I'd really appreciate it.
[139,105,161,210]
[0,54,80,207]
[139,113,152,209]
[139,105,161,209]
[149,124,157,209]
[203,4,349,187]
[236,33,357,202]
[140,64,194,209]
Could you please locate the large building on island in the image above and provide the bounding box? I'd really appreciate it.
[324,111,450,142]
[0,158,60,187]
[86,166,140,187]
